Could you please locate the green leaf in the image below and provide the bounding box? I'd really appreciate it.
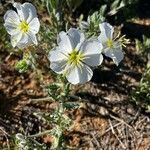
[15,60,29,73]
[66,0,84,11]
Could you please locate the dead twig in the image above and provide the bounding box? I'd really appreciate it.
[110,114,133,129]
[135,134,144,150]
[27,129,52,138]
[108,119,126,149]
[0,127,10,150]
[101,122,122,137]
[29,97,54,103]
[90,131,101,149]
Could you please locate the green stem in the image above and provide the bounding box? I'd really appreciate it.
[27,130,51,138]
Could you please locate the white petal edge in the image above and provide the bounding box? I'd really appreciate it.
[10,32,22,47]
[13,2,37,22]
[29,17,40,34]
[4,10,20,35]
[27,31,38,45]
[112,50,124,66]
[98,33,108,45]
[83,54,103,66]
[67,28,85,50]
[13,2,25,21]
[49,49,68,74]
[57,31,74,54]
[16,33,32,48]
[49,48,68,62]
[66,63,93,84]
[103,42,124,66]
[22,3,37,23]
[99,22,114,39]
[4,10,20,24]
[16,30,39,48]
[50,61,67,74]
[80,39,103,55]
[4,22,19,36]
[80,39,103,66]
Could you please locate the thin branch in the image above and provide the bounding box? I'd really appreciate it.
[0,127,10,150]
[110,114,133,129]
[29,97,54,103]
[101,122,122,137]
[109,119,126,149]
[91,131,101,149]
[27,130,52,138]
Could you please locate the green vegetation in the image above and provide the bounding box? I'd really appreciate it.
[0,0,149,149]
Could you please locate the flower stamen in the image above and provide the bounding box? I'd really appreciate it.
[19,21,29,33]
[68,50,84,66]
[106,39,113,48]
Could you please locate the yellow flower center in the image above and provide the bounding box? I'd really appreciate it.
[106,39,113,48]
[68,50,84,66]
[19,21,29,33]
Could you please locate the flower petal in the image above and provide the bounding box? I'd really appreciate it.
[4,10,20,35]
[4,10,20,24]
[27,31,38,45]
[23,3,37,23]
[49,48,68,74]
[67,28,85,50]
[83,54,103,66]
[13,3,26,21]
[57,31,74,53]
[16,29,39,48]
[4,23,19,36]
[16,33,32,48]
[50,61,67,74]
[49,48,67,62]
[29,17,40,34]
[10,32,22,47]
[13,2,37,22]
[98,33,108,45]
[98,22,114,43]
[100,22,114,39]
[81,39,103,54]
[80,39,103,66]
[104,42,124,66]
[66,63,93,84]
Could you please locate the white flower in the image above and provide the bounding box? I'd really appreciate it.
[49,28,103,84]
[4,2,40,48]
[98,22,124,65]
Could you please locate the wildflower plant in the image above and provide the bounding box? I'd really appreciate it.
[3,1,129,149]
[3,2,41,75]
[4,2,40,48]
[132,50,150,110]
[132,41,150,110]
